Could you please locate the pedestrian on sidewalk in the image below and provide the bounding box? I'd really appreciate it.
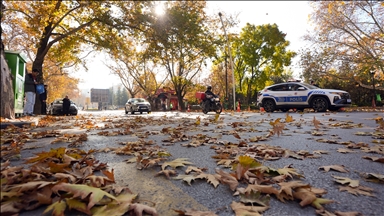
[39,84,48,115]
[23,69,39,116]
[62,95,70,116]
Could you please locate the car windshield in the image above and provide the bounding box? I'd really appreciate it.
[136,99,146,103]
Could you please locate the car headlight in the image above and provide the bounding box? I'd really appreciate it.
[329,92,343,96]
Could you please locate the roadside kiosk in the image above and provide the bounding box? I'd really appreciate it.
[4,50,27,116]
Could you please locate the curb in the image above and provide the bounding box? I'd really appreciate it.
[0,117,40,129]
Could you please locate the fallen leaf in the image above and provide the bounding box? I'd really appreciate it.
[362,156,384,163]
[319,165,348,173]
[128,203,158,216]
[216,169,238,191]
[161,158,193,170]
[332,176,359,188]
[155,170,177,179]
[195,173,220,188]
[339,185,374,197]
[230,201,269,216]
[51,183,117,210]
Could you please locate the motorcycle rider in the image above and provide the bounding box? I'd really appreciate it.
[204,86,216,109]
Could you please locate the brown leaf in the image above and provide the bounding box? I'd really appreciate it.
[334,211,362,216]
[292,187,317,207]
[362,156,384,163]
[155,170,177,179]
[9,181,55,192]
[313,116,321,129]
[233,132,241,139]
[277,181,310,201]
[195,173,220,188]
[332,176,359,188]
[161,158,193,170]
[174,208,218,216]
[244,184,279,195]
[337,148,356,154]
[230,201,269,216]
[339,186,374,196]
[319,165,348,173]
[185,166,207,174]
[128,203,158,216]
[215,169,238,191]
[102,169,115,183]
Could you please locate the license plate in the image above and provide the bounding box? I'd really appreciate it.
[347,99,351,103]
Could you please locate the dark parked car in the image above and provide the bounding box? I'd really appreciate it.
[48,99,78,116]
[125,98,151,114]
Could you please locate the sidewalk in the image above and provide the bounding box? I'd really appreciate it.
[0,116,41,129]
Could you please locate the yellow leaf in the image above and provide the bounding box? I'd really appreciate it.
[285,113,293,123]
[269,118,281,126]
[51,183,117,210]
[43,200,67,216]
[195,116,201,125]
[66,198,90,215]
[238,155,261,168]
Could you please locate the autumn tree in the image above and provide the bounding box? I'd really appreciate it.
[232,23,296,104]
[1,0,149,115]
[104,41,168,103]
[301,1,384,91]
[144,1,219,111]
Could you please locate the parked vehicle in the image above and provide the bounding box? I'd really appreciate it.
[125,98,151,114]
[257,82,352,112]
[195,92,222,114]
[48,99,78,115]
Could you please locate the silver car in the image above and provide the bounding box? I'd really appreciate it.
[125,98,151,114]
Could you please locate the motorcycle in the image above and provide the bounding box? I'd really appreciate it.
[200,94,222,114]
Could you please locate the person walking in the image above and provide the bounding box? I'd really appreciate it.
[62,95,71,116]
[39,84,48,115]
[23,69,39,116]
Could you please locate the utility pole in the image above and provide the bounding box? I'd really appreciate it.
[219,12,236,111]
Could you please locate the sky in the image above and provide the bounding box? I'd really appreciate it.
[75,1,314,91]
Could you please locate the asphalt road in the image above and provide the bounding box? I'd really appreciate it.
[9,109,384,216]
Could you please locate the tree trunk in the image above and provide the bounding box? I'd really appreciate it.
[0,52,15,119]
[176,90,185,111]
[31,47,46,115]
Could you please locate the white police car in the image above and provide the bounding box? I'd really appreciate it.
[257,82,352,112]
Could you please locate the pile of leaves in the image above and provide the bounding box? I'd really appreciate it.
[1,147,158,216]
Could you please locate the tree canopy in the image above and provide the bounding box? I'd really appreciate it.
[301,1,383,90]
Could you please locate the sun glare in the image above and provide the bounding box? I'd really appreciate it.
[155,3,165,16]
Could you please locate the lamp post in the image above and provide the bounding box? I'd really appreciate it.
[370,70,376,107]
[219,12,236,111]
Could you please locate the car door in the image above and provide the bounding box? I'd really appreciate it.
[287,83,309,105]
[268,84,290,106]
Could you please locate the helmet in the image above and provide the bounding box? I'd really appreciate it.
[207,86,212,91]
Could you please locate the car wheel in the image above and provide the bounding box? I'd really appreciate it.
[263,99,276,112]
[311,97,328,112]
[125,108,128,114]
[130,108,134,114]
[140,112,143,114]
